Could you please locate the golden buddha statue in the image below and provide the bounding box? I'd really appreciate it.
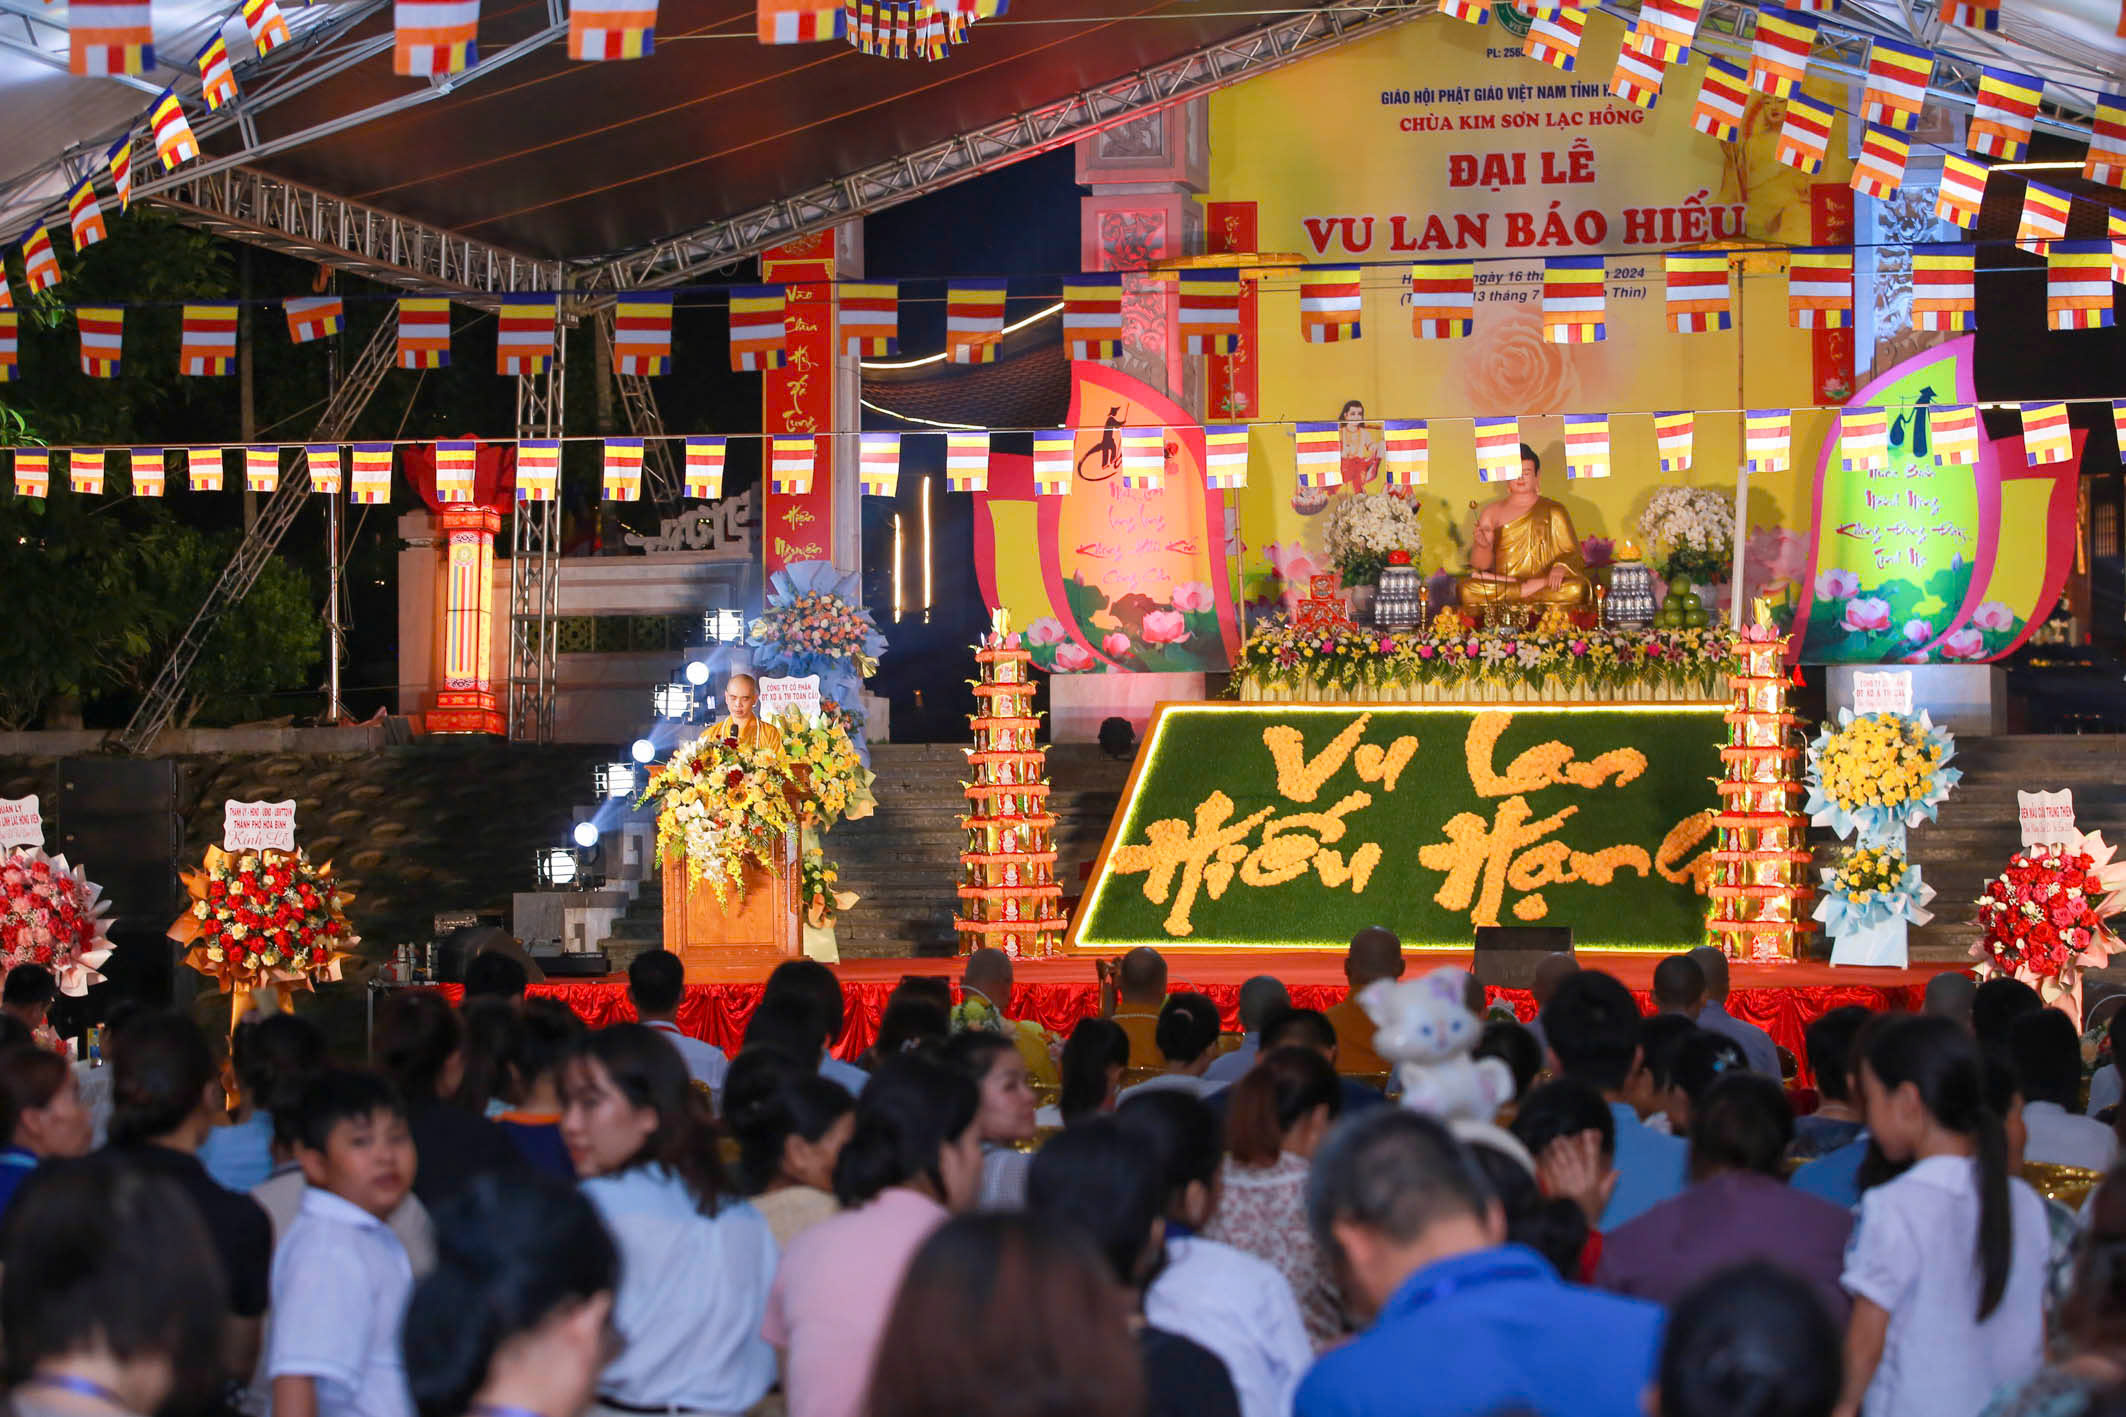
[714,672,784,753]
[1457,443,1593,610]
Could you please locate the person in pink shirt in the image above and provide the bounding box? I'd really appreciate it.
[763,1053,982,1417]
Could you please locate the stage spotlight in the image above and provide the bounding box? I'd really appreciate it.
[684,660,710,686]
[571,820,601,849]
[534,846,578,888]
[630,738,656,764]
[652,683,693,720]
[594,762,637,798]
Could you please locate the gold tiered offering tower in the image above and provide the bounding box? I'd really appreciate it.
[1707,616,1813,962]
[955,612,1064,959]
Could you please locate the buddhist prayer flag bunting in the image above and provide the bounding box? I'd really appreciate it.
[0,270,11,312]
[198,36,239,109]
[569,0,657,58]
[129,447,164,497]
[496,295,557,376]
[1665,251,1731,332]
[1692,57,1749,140]
[1409,261,1474,338]
[1785,0,1836,12]
[1861,37,1932,131]
[1911,245,1976,330]
[396,0,479,74]
[839,281,900,357]
[1839,407,1889,471]
[1204,425,1251,489]
[76,307,123,378]
[1608,44,1665,109]
[306,444,342,496]
[771,435,822,493]
[1936,153,1990,228]
[2046,243,2115,330]
[432,441,476,501]
[1541,256,1605,343]
[187,446,224,492]
[1473,416,1522,482]
[1032,428,1074,496]
[13,450,46,499]
[946,280,1006,364]
[944,431,988,492]
[2021,402,2072,465]
[1775,92,1835,173]
[1748,7,1816,97]
[1928,405,1981,465]
[1628,0,1702,63]
[682,436,725,500]
[243,0,291,51]
[1563,414,1611,479]
[285,296,344,344]
[1787,248,1852,328]
[1299,266,1363,342]
[1970,67,2042,160]
[1850,125,1911,201]
[351,444,393,504]
[857,432,900,496]
[1524,5,1586,70]
[2017,182,2072,253]
[68,180,106,250]
[2087,94,2126,186]
[1938,0,1998,29]
[0,313,15,383]
[244,446,280,494]
[107,140,132,212]
[728,285,789,371]
[514,440,558,501]
[601,438,645,501]
[1381,421,1428,487]
[757,0,843,42]
[69,450,104,496]
[2116,403,2126,457]
[2111,213,2126,286]
[22,225,60,293]
[151,91,198,169]
[1293,423,1341,488]
[70,0,153,75]
[613,296,673,375]
[180,304,238,376]
[1745,409,1791,472]
[1654,411,1694,471]
[397,298,452,369]
[1120,427,1165,490]
[1439,0,1488,25]
[1060,275,1122,360]
[1177,271,1241,354]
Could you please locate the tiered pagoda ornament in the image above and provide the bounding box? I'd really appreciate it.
[1706,605,1813,962]
[955,611,1064,959]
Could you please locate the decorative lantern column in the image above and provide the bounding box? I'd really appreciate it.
[1706,618,1812,962]
[427,505,505,735]
[955,611,1063,959]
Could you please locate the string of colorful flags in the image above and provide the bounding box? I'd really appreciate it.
[7,399,2122,506]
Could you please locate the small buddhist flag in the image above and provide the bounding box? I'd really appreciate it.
[1629,0,1702,62]
[198,36,239,109]
[1850,124,1911,201]
[2115,402,2126,457]
[1911,245,1975,330]
[569,0,657,58]
[21,225,60,294]
[729,285,789,371]
[1928,405,1980,466]
[1749,6,1817,97]
[151,91,198,169]
[179,304,238,376]
[1542,255,1606,343]
[0,312,15,383]
[351,444,393,505]
[1938,0,1997,28]
[2,269,16,311]
[1474,416,1522,482]
[244,446,280,494]
[682,436,725,500]
[243,0,290,50]
[1439,0,1488,25]
[67,179,106,250]
[762,434,814,493]
[1609,44,1665,108]
[1060,275,1122,361]
[496,294,557,376]
[1381,421,1429,488]
[839,281,900,357]
[1692,57,1749,140]
[306,444,343,495]
[1563,413,1611,479]
[429,440,474,502]
[2017,181,2072,253]
[187,446,225,492]
[1785,0,1836,13]
[943,431,987,492]
[757,0,843,42]
[286,296,344,343]
[397,297,452,369]
[854,432,899,496]
[1524,4,1586,69]
[1654,411,1694,471]
[1839,408,1889,471]
[613,296,673,375]
[2020,402,2072,466]
[13,450,47,499]
[1033,428,1074,496]
[1409,261,1475,339]
[128,447,165,497]
[1787,247,1852,329]
[69,449,105,496]
[1204,425,1251,489]
[1745,409,1791,472]
[107,139,132,212]
[1177,271,1240,355]
[514,440,558,501]
[1936,153,1990,228]
[77,307,123,378]
[70,0,153,75]
[1775,92,1835,173]
[1665,251,1732,332]
[2087,94,2126,187]
[946,279,1007,364]
[2111,212,2126,287]
[1293,423,1342,489]
[1118,427,1165,490]
[2046,242,2115,331]
[1971,67,2042,160]
[1861,37,1933,132]
[1299,266,1363,343]
[601,437,645,501]
[396,0,480,74]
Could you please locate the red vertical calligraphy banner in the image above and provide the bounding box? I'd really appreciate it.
[1809,184,1856,404]
[1205,201,1259,421]
[762,235,837,574]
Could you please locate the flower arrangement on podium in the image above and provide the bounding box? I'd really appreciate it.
[1811,844,1937,967]
[1803,709,1960,845]
[1972,833,2126,1027]
[2,849,113,996]
[170,847,355,1030]
[799,850,858,929]
[746,561,889,760]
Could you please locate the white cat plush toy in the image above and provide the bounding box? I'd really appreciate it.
[1359,967,1515,1123]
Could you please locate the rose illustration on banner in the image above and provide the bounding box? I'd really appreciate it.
[1458,305,1582,415]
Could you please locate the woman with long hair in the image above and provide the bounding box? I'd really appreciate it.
[1045,1018,1130,1128]
[1835,1014,2049,1417]
[373,992,527,1210]
[940,1030,1039,1210]
[560,1024,777,1417]
[721,1047,855,1250]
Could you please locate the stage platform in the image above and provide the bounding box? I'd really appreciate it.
[463,954,1959,1086]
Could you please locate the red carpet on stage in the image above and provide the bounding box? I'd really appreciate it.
[463,954,1958,1087]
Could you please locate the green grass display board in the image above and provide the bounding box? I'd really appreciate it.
[1070,703,1726,953]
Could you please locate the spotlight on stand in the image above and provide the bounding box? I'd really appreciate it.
[571,820,601,849]
[593,762,637,799]
[534,846,578,888]
[629,737,657,765]
[703,608,746,644]
[684,659,710,686]
[652,683,693,720]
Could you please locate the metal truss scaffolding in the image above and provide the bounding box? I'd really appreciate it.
[508,323,567,744]
[598,307,683,512]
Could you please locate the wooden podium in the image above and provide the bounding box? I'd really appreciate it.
[662,830,803,976]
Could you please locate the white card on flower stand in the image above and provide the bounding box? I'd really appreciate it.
[223,800,297,852]
[759,675,823,723]
[1829,917,1909,968]
[2018,789,2077,850]
[0,796,42,850]
[1851,670,1914,717]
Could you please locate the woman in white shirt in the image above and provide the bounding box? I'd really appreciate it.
[561,1024,779,1417]
[1836,1014,2050,1417]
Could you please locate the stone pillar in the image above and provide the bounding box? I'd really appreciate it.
[1076,101,1209,414]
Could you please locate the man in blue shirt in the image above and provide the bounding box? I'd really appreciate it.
[1296,1108,1662,1417]
[1690,946,1782,1078]
[1543,970,1688,1228]
[1204,975,1290,1086]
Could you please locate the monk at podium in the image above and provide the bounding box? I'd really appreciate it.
[717,673,783,752]
[1457,444,1592,610]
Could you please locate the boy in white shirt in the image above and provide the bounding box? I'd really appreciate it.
[267,1070,420,1417]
